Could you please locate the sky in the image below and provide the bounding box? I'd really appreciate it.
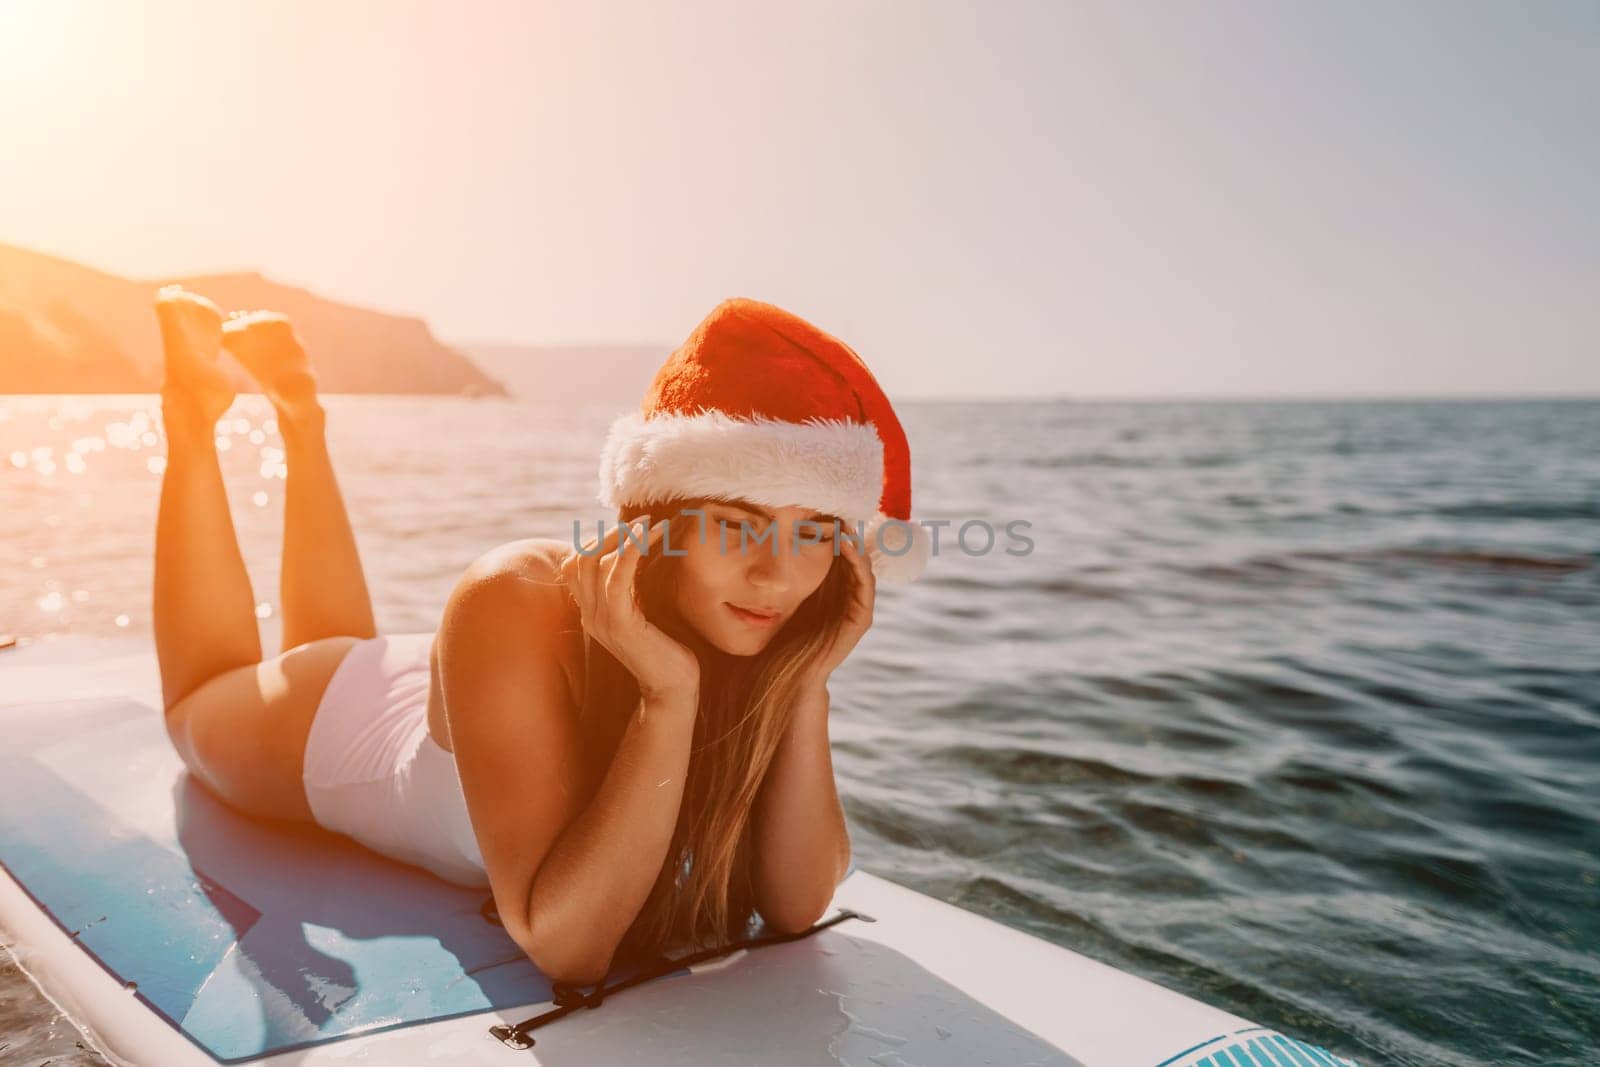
[1,0,1595,399]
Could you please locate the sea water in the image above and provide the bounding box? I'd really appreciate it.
[1,394,1596,1065]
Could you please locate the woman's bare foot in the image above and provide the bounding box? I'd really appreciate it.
[155,285,234,427]
[221,311,322,422]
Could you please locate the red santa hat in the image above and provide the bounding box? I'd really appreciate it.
[596,297,931,583]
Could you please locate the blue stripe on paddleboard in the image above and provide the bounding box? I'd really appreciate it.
[1273,1035,1321,1066]
[1275,1034,1336,1066]
[1250,1038,1290,1066]
[1155,1034,1229,1065]
[1249,1035,1298,1066]
[1155,1031,1360,1067]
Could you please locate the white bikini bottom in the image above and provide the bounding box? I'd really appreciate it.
[301,631,488,888]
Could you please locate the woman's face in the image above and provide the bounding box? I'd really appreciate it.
[666,500,839,656]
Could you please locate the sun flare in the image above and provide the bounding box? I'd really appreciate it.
[0,0,76,86]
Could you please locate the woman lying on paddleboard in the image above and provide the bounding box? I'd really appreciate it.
[148,287,930,986]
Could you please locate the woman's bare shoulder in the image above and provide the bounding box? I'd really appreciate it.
[459,537,576,592]
[448,537,584,702]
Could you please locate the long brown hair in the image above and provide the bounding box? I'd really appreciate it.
[579,496,857,967]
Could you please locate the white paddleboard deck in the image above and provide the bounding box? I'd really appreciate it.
[0,634,1363,1066]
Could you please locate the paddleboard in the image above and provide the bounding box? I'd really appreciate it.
[0,634,1366,1066]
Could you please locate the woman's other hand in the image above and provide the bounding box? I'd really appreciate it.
[806,534,876,686]
[564,519,700,705]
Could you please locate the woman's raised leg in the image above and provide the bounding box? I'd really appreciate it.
[151,288,262,711]
[222,313,377,652]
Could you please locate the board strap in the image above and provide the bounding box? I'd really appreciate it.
[489,906,875,1050]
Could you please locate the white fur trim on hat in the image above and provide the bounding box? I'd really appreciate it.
[597,409,885,521]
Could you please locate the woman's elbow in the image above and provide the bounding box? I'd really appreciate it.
[757,856,849,935]
[515,928,614,987]
[535,951,613,989]
[759,897,830,936]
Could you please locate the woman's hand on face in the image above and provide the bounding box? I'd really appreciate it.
[564,519,700,705]
[807,536,876,687]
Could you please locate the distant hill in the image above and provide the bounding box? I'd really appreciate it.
[0,243,508,397]
[458,342,670,408]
